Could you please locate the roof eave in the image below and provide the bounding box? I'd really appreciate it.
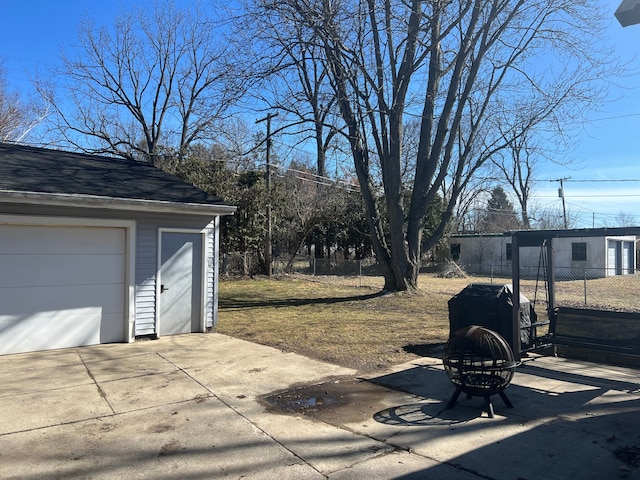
[0,190,237,216]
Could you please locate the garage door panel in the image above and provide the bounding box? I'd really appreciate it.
[0,283,124,317]
[0,254,125,288]
[0,225,125,255]
[0,224,127,355]
[0,311,123,354]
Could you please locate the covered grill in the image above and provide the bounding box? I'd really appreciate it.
[443,325,517,418]
[448,283,537,358]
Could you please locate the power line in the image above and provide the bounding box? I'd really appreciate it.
[168,148,360,192]
[271,164,360,192]
[537,178,640,183]
[536,194,640,198]
[586,113,640,122]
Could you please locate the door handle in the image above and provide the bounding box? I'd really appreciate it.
[161,284,169,293]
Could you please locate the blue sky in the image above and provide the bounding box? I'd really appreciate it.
[536,6,640,228]
[1,1,639,228]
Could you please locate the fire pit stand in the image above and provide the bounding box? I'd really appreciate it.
[443,326,517,418]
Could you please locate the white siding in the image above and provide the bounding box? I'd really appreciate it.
[206,218,218,328]
[452,235,510,266]
[135,222,157,336]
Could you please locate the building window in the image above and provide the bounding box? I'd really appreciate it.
[451,243,461,261]
[506,243,512,261]
[572,242,587,261]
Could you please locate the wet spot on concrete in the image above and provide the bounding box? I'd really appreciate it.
[260,377,395,425]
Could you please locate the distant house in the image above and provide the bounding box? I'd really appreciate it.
[0,143,236,355]
[448,230,637,279]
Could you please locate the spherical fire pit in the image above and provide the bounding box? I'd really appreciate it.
[443,325,517,418]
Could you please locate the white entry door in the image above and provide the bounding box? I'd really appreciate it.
[159,231,202,336]
[607,241,618,276]
[623,241,634,274]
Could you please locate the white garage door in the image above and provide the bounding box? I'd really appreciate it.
[0,224,126,355]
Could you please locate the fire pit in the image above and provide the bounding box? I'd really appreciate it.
[443,325,517,418]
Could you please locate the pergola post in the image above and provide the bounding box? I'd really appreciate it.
[511,233,521,361]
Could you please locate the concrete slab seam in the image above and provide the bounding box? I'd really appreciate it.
[0,396,234,438]
[0,413,118,438]
[77,348,116,415]
[155,351,327,478]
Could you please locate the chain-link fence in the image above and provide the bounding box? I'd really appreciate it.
[221,254,640,316]
[220,252,262,277]
[274,256,372,275]
[551,267,640,312]
[220,253,383,286]
[460,262,640,318]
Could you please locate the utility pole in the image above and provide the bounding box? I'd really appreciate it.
[256,112,278,276]
[553,177,571,229]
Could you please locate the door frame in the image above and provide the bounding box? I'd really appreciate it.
[0,214,136,344]
[156,228,208,337]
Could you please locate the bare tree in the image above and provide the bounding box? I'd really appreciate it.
[532,206,580,230]
[249,0,620,292]
[489,90,589,230]
[236,5,344,178]
[0,68,25,142]
[271,48,340,178]
[272,162,327,269]
[614,211,637,227]
[0,66,49,142]
[491,128,538,229]
[44,1,245,163]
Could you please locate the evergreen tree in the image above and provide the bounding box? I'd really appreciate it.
[479,187,521,233]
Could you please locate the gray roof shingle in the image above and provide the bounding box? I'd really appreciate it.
[0,143,228,206]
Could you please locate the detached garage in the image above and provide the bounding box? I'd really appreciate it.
[0,143,236,355]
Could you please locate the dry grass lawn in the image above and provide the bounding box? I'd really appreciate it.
[216,274,479,371]
[216,272,640,371]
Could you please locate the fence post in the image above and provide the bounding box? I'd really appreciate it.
[313,257,316,276]
[583,267,587,306]
[358,260,362,287]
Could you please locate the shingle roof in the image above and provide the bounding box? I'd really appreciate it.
[0,143,229,206]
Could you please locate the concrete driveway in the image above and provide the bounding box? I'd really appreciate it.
[1,333,639,479]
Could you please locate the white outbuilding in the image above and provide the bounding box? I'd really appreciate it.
[0,143,236,355]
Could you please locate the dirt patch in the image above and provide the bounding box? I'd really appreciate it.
[260,377,399,426]
[159,440,185,457]
[149,423,174,434]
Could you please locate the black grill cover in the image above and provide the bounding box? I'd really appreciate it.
[448,283,536,351]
